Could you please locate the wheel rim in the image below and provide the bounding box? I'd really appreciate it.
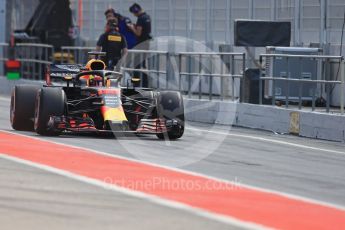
[34,91,41,131]
[10,92,15,126]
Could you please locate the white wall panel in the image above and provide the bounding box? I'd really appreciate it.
[6,0,345,54]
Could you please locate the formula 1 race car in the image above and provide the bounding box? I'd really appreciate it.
[10,53,184,139]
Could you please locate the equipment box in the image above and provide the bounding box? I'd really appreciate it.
[265,46,322,101]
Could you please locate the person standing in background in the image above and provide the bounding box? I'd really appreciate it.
[104,8,117,32]
[128,3,152,46]
[128,3,152,87]
[96,20,128,71]
[104,8,137,49]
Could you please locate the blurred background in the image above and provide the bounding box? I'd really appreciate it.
[2,0,344,54]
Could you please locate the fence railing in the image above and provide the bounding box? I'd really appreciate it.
[0,43,9,76]
[2,43,345,113]
[259,54,344,114]
[1,43,54,79]
[178,52,245,101]
[1,44,244,101]
[120,50,246,100]
[121,49,169,89]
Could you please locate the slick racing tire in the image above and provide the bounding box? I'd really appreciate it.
[10,85,41,131]
[156,91,185,140]
[34,87,65,136]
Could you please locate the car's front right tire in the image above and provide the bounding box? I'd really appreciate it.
[156,91,185,140]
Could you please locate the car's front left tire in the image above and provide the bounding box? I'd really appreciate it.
[34,87,66,136]
[10,85,41,131]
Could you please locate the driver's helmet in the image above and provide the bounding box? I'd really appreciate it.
[85,59,106,71]
[80,59,106,86]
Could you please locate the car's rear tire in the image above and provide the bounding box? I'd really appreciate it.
[34,87,66,136]
[156,91,184,140]
[10,85,41,131]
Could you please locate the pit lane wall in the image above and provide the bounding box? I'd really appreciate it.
[1,77,344,142]
[185,99,345,142]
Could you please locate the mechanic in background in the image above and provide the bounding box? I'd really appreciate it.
[128,3,152,46]
[128,3,152,87]
[104,8,137,49]
[103,8,117,32]
[96,20,128,71]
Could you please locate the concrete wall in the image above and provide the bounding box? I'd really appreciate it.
[69,0,345,55]
[6,1,345,54]
[185,99,345,142]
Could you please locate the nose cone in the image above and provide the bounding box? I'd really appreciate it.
[101,106,128,122]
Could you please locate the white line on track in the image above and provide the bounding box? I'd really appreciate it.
[2,129,345,212]
[0,153,267,230]
[188,127,345,155]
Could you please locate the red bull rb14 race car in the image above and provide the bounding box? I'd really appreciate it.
[10,54,184,139]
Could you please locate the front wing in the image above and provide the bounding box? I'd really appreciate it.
[47,116,178,134]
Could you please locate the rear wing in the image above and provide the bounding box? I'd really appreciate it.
[49,64,84,76]
[46,64,84,86]
[46,64,123,86]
